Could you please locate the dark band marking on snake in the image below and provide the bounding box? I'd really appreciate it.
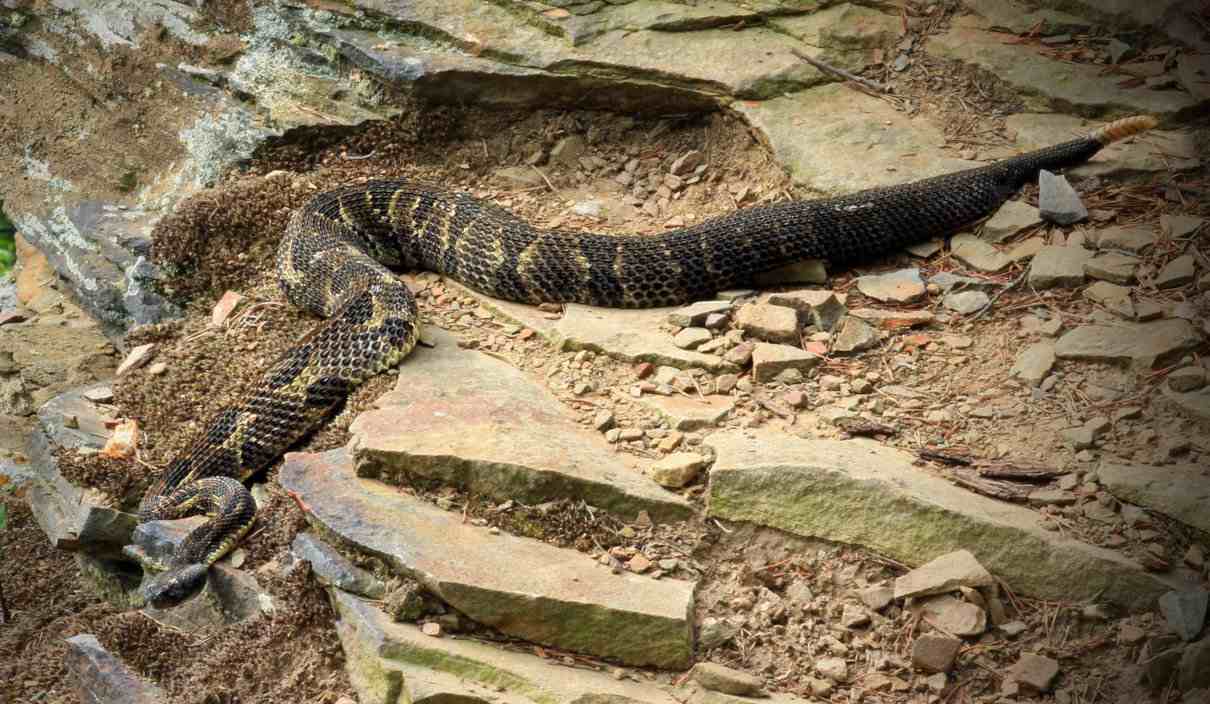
[136,115,1158,607]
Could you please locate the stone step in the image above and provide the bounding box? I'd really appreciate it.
[349,327,691,524]
[281,449,695,668]
[704,429,1188,610]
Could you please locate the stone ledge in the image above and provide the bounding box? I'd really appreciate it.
[705,429,1185,610]
[64,634,167,704]
[282,449,695,668]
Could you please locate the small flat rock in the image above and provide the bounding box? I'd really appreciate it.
[115,343,156,376]
[1161,214,1206,239]
[860,585,894,611]
[856,269,926,303]
[1158,590,1208,642]
[350,329,689,522]
[1180,639,1210,692]
[1029,246,1092,289]
[65,634,167,704]
[735,303,800,345]
[1009,237,1046,262]
[1011,653,1060,693]
[291,533,385,599]
[1084,281,1134,319]
[705,430,1175,609]
[917,594,987,637]
[1055,319,1200,369]
[930,272,997,293]
[942,290,989,315]
[210,290,245,327]
[637,394,734,432]
[815,657,848,683]
[1085,253,1140,285]
[766,290,847,331]
[1098,462,1210,533]
[691,662,766,697]
[912,633,962,673]
[1168,366,1207,393]
[673,327,713,350]
[1155,254,1196,289]
[1164,385,1210,424]
[952,233,1011,272]
[283,450,694,667]
[1038,170,1086,225]
[751,343,820,383]
[1005,114,1200,178]
[906,239,944,258]
[982,200,1042,242]
[752,259,827,287]
[83,386,115,403]
[849,307,934,329]
[331,590,689,704]
[668,300,732,327]
[831,317,879,354]
[1010,341,1056,387]
[895,549,994,600]
[649,452,706,489]
[1097,225,1156,254]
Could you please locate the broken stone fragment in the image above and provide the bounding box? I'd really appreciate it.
[1010,652,1060,693]
[690,662,766,697]
[115,343,155,376]
[735,303,799,345]
[750,343,820,383]
[911,633,962,673]
[649,452,706,489]
[894,549,995,600]
[1038,169,1086,225]
[855,268,925,303]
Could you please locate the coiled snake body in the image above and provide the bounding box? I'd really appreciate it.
[137,116,1157,606]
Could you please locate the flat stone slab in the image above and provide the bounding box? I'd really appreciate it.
[635,393,735,432]
[1163,385,1210,424]
[65,634,167,704]
[281,449,695,667]
[736,84,978,196]
[928,26,1202,121]
[332,589,685,704]
[447,279,736,373]
[1054,320,1201,369]
[350,328,690,523]
[1098,462,1210,534]
[704,429,1182,610]
[1004,113,1200,178]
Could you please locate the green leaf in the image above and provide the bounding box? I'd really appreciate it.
[0,502,7,531]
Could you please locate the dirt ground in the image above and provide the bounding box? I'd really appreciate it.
[2,4,1209,704]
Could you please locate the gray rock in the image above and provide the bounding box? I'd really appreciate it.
[667,300,732,327]
[1169,366,1207,393]
[766,290,847,331]
[283,450,694,668]
[895,549,994,600]
[911,633,962,673]
[735,303,800,345]
[291,533,385,599]
[1062,427,1096,450]
[550,135,587,167]
[698,617,740,650]
[706,430,1174,609]
[1085,252,1140,284]
[1029,246,1092,288]
[1099,462,1210,534]
[1055,320,1200,369]
[673,327,713,350]
[1009,341,1056,387]
[349,328,690,522]
[64,634,167,704]
[1097,225,1156,254]
[1156,254,1196,289]
[1159,590,1208,642]
[1084,281,1134,319]
[906,238,944,258]
[831,317,879,354]
[856,268,925,303]
[636,394,734,432]
[1011,652,1060,693]
[691,663,765,697]
[929,272,998,293]
[952,233,1011,272]
[649,452,706,488]
[751,343,820,383]
[1163,385,1210,425]
[981,200,1041,242]
[918,594,987,637]
[1006,114,1200,179]
[942,290,990,315]
[860,585,894,611]
[1008,237,1047,262]
[1038,170,1087,225]
[1161,214,1207,239]
[1180,637,1210,692]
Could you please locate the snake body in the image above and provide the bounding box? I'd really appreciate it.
[136,115,1157,607]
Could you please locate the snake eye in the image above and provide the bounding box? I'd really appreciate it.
[139,563,209,609]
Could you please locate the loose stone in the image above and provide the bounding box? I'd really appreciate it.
[831,317,879,354]
[1010,653,1060,693]
[1009,341,1056,387]
[1085,252,1140,284]
[1096,225,1155,254]
[856,268,926,303]
[982,200,1041,242]
[1038,169,1087,225]
[912,633,962,673]
[673,327,713,350]
[650,453,706,488]
[1155,254,1196,289]
[690,662,765,697]
[894,549,994,599]
[735,303,800,344]
[667,300,731,327]
[1029,246,1092,289]
[751,343,820,383]
[952,233,1011,272]
[942,290,990,315]
[116,343,155,376]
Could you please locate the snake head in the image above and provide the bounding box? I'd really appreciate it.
[139,563,209,609]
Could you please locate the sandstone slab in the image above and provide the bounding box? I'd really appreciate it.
[331,589,685,704]
[1029,246,1091,289]
[351,328,690,523]
[65,634,166,704]
[1005,113,1200,178]
[1098,462,1210,534]
[636,393,735,432]
[1163,385,1210,424]
[1054,320,1200,369]
[856,269,925,303]
[895,549,995,599]
[981,199,1041,242]
[705,429,1180,609]
[751,343,821,383]
[952,233,1011,273]
[282,449,695,667]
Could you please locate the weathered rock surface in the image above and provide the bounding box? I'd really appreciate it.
[292,533,386,600]
[1006,114,1200,178]
[895,550,995,599]
[636,394,735,432]
[1010,341,1056,387]
[1163,385,1210,424]
[1098,462,1210,533]
[1159,590,1208,643]
[856,269,925,304]
[282,449,695,667]
[331,589,687,704]
[1029,246,1092,289]
[705,429,1180,609]
[1054,320,1201,369]
[65,634,167,704]
[350,329,690,522]
[751,344,820,383]
[981,200,1041,242]
[952,233,1011,273]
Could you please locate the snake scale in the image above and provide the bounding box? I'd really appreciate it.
[136,115,1157,607]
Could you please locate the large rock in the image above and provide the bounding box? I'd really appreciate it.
[281,450,695,668]
[331,589,688,704]
[64,634,167,704]
[705,430,1181,609]
[350,329,691,522]
[1005,113,1200,178]
[1098,462,1210,533]
[1054,320,1201,369]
